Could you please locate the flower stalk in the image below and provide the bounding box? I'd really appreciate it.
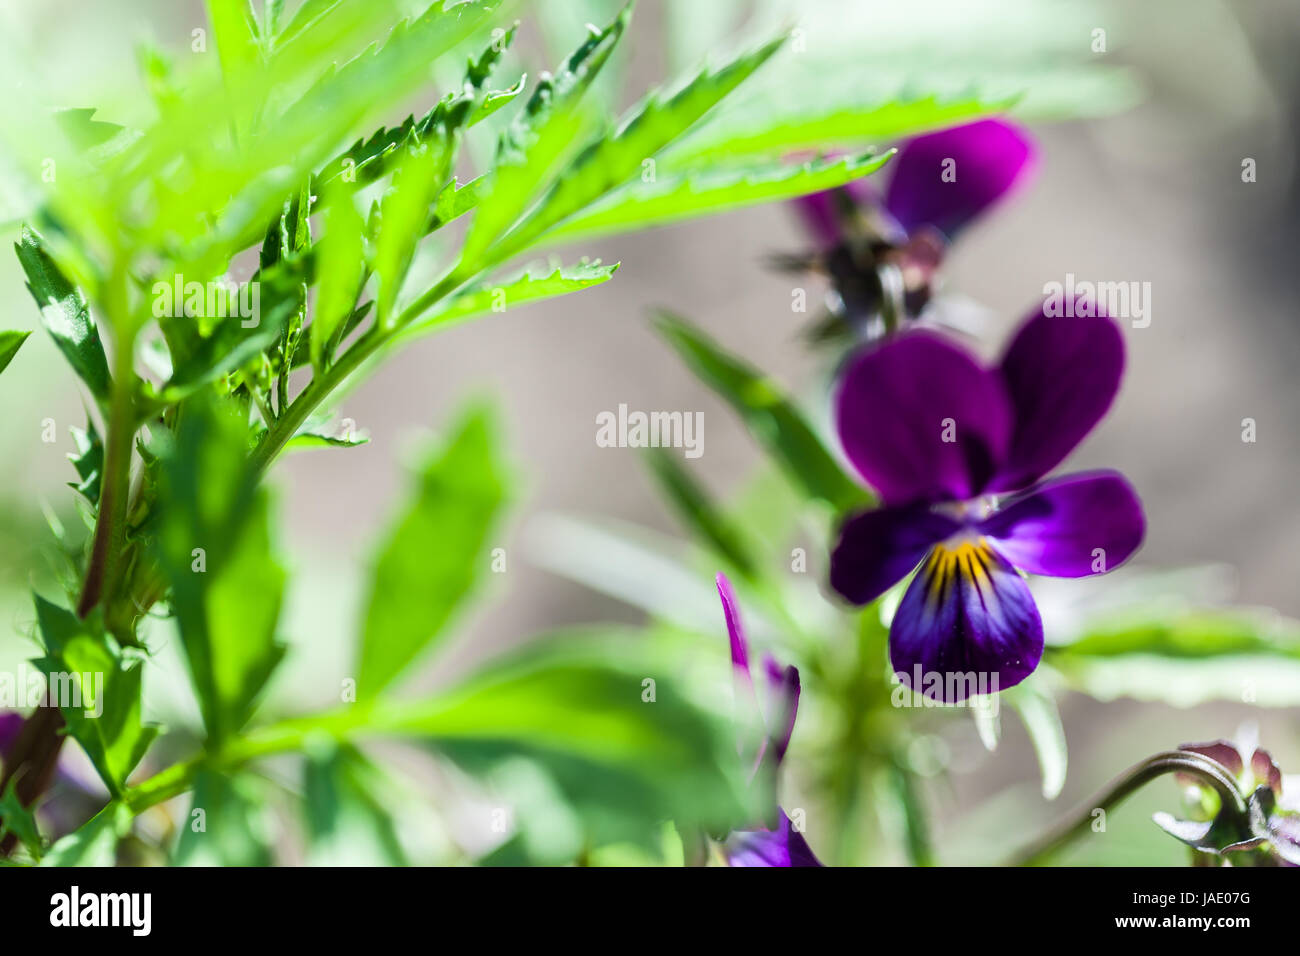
[1012,751,1246,866]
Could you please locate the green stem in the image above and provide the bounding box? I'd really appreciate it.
[1012,751,1246,866]
[77,267,139,621]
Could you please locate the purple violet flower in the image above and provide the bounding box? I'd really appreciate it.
[828,303,1146,702]
[715,573,822,867]
[786,119,1036,331]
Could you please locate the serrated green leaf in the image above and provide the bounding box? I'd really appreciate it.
[357,404,508,696]
[402,260,618,337]
[497,33,786,259]
[32,595,159,796]
[318,23,520,189]
[154,396,286,748]
[286,417,369,450]
[67,418,103,505]
[39,802,131,867]
[644,448,759,584]
[14,227,111,403]
[541,151,891,247]
[311,186,366,372]
[459,5,630,269]
[655,312,869,514]
[173,771,273,866]
[0,330,31,377]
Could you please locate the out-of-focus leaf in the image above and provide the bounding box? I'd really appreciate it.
[173,770,273,866]
[459,6,630,269]
[374,141,454,326]
[0,782,44,860]
[402,260,618,336]
[356,403,508,696]
[39,802,132,867]
[0,330,30,376]
[655,312,869,514]
[14,227,111,403]
[155,397,286,748]
[498,33,787,258]
[303,742,408,865]
[1049,607,1300,707]
[368,637,749,854]
[541,151,891,247]
[645,448,759,584]
[32,595,159,796]
[668,91,1015,167]
[1005,680,1066,800]
[1052,607,1300,660]
[526,512,721,632]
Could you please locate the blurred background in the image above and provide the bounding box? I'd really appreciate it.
[0,0,1298,863]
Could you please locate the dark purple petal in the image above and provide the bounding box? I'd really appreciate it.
[830,504,961,604]
[978,471,1144,577]
[1179,740,1244,778]
[761,655,801,764]
[1252,749,1284,795]
[717,573,767,775]
[991,305,1125,492]
[889,539,1043,702]
[725,809,823,867]
[836,332,1013,505]
[884,119,1036,239]
[0,712,24,760]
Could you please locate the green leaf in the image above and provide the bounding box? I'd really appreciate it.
[356,403,509,696]
[367,635,749,854]
[668,90,1015,167]
[67,418,103,506]
[285,420,369,450]
[459,5,631,270]
[1005,680,1067,800]
[303,742,408,865]
[644,448,759,583]
[655,312,869,513]
[154,396,286,748]
[541,151,891,247]
[40,802,132,867]
[0,330,31,377]
[402,260,618,336]
[0,781,44,861]
[32,595,159,796]
[317,23,521,189]
[374,141,454,327]
[158,274,299,401]
[14,227,111,403]
[311,186,367,371]
[173,770,273,866]
[497,33,786,258]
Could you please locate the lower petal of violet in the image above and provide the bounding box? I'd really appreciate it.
[890,539,1043,702]
[978,470,1144,578]
[725,809,823,867]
